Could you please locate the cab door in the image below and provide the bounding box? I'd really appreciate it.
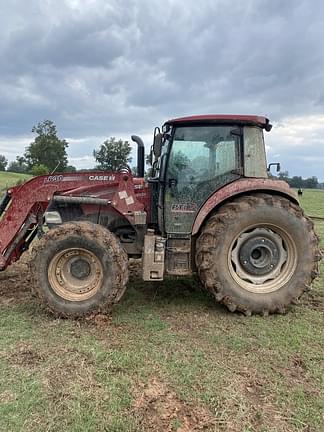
[164,125,242,234]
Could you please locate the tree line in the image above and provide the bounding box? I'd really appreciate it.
[277,171,320,189]
[0,120,132,175]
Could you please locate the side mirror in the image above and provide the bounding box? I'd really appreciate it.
[153,133,163,158]
[267,162,281,172]
[162,123,171,133]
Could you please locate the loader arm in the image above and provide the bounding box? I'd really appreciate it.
[0,171,144,270]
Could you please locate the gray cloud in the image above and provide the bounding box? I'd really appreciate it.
[0,0,324,178]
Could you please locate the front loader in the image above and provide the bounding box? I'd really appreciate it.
[0,114,320,317]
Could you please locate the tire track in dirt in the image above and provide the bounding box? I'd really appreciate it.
[0,252,34,305]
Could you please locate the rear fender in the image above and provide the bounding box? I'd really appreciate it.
[192,178,298,236]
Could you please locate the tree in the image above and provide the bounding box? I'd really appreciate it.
[277,171,319,189]
[289,176,303,188]
[7,156,28,173]
[65,165,77,172]
[278,171,289,181]
[24,120,69,172]
[0,154,8,171]
[304,176,318,189]
[93,137,132,171]
[31,164,49,176]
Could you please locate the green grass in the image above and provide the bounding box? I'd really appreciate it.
[0,171,32,192]
[0,189,323,431]
[297,188,324,248]
[297,188,324,218]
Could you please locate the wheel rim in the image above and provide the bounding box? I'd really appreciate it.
[48,248,104,301]
[228,225,297,293]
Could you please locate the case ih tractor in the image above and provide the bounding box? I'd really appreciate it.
[0,115,320,317]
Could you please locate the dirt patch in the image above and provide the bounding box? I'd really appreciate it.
[5,342,45,368]
[301,292,324,312]
[85,312,112,326]
[133,378,215,431]
[220,367,297,432]
[0,251,33,305]
[280,354,320,398]
[41,346,103,416]
[128,258,143,281]
[0,390,16,403]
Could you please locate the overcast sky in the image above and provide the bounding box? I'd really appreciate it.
[0,0,324,179]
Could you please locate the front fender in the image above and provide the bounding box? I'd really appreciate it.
[192,178,298,236]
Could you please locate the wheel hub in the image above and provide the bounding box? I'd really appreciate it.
[238,236,280,275]
[70,258,91,279]
[231,228,287,285]
[48,248,103,301]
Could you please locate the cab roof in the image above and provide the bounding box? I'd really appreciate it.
[165,114,272,131]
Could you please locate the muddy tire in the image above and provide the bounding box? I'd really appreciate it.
[30,221,129,317]
[196,194,320,315]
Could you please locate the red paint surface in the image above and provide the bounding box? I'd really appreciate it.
[192,178,298,235]
[133,177,151,218]
[165,114,270,127]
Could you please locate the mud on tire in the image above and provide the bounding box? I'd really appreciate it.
[196,194,320,315]
[30,221,129,318]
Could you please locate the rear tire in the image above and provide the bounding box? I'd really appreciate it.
[30,221,129,317]
[196,194,320,315]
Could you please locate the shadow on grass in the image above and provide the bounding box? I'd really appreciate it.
[120,275,229,316]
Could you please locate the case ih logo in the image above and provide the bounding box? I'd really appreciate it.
[88,175,116,181]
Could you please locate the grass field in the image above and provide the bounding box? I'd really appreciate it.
[0,171,32,192]
[0,188,323,431]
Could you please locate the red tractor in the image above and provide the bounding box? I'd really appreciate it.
[0,115,319,317]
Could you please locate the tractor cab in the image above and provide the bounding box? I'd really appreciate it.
[149,115,272,235]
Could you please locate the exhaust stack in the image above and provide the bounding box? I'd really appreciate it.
[131,135,145,178]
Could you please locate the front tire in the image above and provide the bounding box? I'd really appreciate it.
[30,222,129,317]
[196,194,320,315]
